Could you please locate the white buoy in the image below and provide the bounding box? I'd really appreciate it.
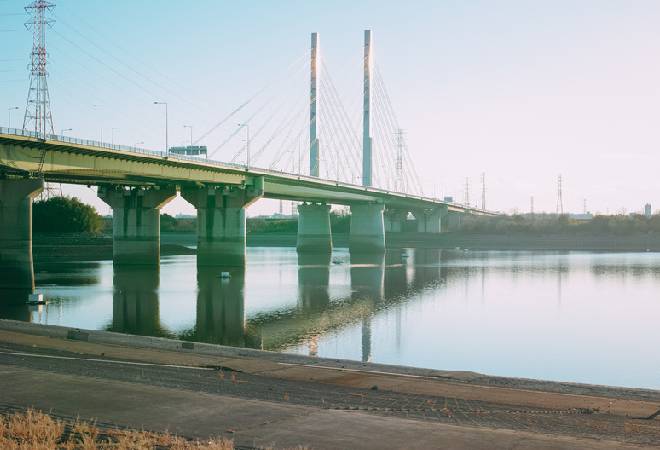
[26,293,45,305]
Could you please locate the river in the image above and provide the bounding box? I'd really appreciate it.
[1,248,658,389]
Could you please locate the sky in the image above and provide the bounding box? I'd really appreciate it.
[2,0,660,216]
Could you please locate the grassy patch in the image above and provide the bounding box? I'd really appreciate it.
[0,408,234,449]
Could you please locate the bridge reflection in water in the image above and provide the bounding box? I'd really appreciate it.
[2,249,458,356]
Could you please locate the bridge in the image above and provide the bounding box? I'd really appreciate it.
[0,28,495,297]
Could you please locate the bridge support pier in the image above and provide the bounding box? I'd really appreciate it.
[0,178,43,296]
[446,211,465,231]
[182,179,263,267]
[349,203,385,253]
[414,206,466,233]
[384,209,408,232]
[415,205,449,233]
[98,186,176,266]
[297,203,332,253]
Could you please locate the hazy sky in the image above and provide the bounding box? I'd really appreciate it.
[2,0,660,216]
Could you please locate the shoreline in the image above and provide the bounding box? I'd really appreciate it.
[31,232,660,260]
[0,319,658,448]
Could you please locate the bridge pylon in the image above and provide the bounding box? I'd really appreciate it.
[309,32,320,178]
[362,29,373,187]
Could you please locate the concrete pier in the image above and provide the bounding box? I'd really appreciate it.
[297,203,332,253]
[415,205,449,233]
[349,203,385,253]
[447,211,465,231]
[182,180,263,267]
[0,178,43,296]
[98,186,176,266]
[384,209,408,232]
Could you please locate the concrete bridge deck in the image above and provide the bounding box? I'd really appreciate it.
[0,129,492,212]
[0,128,497,297]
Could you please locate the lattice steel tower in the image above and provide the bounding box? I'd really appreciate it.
[23,1,55,137]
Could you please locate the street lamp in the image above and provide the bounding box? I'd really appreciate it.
[153,101,168,155]
[7,107,19,129]
[92,104,103,142]
[111,128,119,147]
[183,125,193,146]
[237,123,250,170]
[60,128,72,136]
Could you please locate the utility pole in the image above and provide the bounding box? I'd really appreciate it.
[23,1,56,137]
[111,127,118,147]
[153,101,168,154]
[556,175,564,215]
[309,32,320,177]
[362,29,373,187]
[530,196,535,215]
[8,107,19,128]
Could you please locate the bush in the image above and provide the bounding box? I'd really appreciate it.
[33,196,103,234]
[461,213,660,235]
[161,213,196,232]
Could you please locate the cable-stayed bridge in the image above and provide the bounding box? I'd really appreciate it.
[0,26,495,296]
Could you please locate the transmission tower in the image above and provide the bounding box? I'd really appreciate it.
[481,172,486,210]
[395,129,404,192]
[556,175,564,215]
[23,1,55,137]
[464,177,470,207]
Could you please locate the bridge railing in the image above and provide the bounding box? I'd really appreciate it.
[0,127,495,214]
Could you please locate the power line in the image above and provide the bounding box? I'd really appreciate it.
[481,172,486,210]
[556,175,564,215]
[23,0,55,137]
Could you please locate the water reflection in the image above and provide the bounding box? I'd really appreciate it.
[297,253,331,311]
[193,267,247,347]
[111,266,163,337]
[350,252,385,362]
[6,249,660,388]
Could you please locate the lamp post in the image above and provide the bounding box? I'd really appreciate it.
[153,101,168,155]
[7,107,19,129]
[60,128,72,136]
[111,128,119,147]
[237,123,250,170]
[183,125,193,146]
[92,104,103,142]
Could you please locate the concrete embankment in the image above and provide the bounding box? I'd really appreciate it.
[0,319,659,449]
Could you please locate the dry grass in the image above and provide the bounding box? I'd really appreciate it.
[0,408,234,449]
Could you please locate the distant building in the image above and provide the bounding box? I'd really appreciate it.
[169,145,207,157]
[645,203,652,219]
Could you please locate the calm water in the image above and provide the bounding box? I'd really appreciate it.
[2,248,659,389]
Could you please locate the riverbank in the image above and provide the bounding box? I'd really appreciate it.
[0,319,658,449]
[32,231,660,261]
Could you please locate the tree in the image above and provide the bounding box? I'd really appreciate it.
[33,196,103,234]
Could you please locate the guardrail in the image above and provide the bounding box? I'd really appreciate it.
[0,127,496,214]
